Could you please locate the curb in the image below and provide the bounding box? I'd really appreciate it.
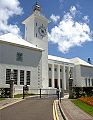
[0,98,24,110]
[58,101,68,120]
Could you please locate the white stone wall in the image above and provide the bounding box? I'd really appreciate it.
[74,65,93,87]
[73,65,81,87]
[0,62,42,94]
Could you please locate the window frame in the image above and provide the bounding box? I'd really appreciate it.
[6,69,11,84]
[26,71,31,85]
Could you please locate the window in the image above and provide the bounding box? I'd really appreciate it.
[49,78,52,87]
[88,78,90,86]
[36,33,37,37]
[91,79,93,86]
[20,70,24,85]
[54,68,57,71]
[26,71,31,85]
[60,79,62,88]
[54,79,58,88]
[13,69,18,85]
[49,67,51,71]
[6,69,11,84]
[60,69,62,72]
[36,22,37,26]
[16,52,23,62]
[85,78,87,87]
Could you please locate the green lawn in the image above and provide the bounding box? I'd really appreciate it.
[0,98,5,101]
[72,99,93,117]
[14,94,23,98]
[14,93,35,98]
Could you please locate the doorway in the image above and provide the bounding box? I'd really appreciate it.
[54,79,58,88]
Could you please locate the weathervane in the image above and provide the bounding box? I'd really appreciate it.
[35,0,39,5]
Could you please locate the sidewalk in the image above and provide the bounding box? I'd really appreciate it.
[58,96,93,120]
[0,98,23,110]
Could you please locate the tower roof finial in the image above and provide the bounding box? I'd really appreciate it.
[33,0,41,12]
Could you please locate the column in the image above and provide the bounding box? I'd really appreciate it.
[68,66,71,89]
[24,70,26,85]
[58,65,60,89]
[18,70,20,86]
[52,64,54,88]
[63,65,66,90]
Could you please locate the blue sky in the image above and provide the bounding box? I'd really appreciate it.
[0,0,93,63]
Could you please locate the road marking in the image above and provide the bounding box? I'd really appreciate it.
[0,99,24,110]
[53,100,59,120]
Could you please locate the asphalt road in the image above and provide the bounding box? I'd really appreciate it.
[0,97,55,120]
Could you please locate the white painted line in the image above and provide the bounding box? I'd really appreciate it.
[0,99,24,110]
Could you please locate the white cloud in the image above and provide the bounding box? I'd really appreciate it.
[50,14,60,23]
[83,16,89,23]
[0,0,23,36]
[49,6,93,53]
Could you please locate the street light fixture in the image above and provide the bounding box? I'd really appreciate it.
[69,69,73,98]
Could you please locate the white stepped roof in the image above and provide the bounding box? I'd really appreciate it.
[0,33,43,51]
[48,55,72,64]
[70,57,93,67]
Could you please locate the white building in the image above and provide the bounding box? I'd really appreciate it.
[70,57,93,88]
[0,33,43,93]
[0,2,93,94]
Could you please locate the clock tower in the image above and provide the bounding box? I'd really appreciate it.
[22,1,48,88]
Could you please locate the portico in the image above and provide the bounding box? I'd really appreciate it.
[48,55,74,90]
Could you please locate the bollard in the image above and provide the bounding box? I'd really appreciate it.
[40,88,41,98]
[23,86,25,99]
[60,92,61,102]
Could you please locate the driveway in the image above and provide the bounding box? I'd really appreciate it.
[0,97,55,120]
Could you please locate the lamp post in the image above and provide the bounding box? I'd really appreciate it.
[10,70,15,98]
[69,69,73,98]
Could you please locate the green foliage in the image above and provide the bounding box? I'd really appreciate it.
[72,99,93,117]
[72,87,93,99]
[83,87,93,97]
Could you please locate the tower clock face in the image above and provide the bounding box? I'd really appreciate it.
[38,26,47,37]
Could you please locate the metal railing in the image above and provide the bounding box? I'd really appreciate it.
[22,86,64,100]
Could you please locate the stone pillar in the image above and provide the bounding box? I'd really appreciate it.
[65,66,70,90]
[52,64,54,88]
[18,70,20,85]
[24,70,26,85]
[10,70,15,98]
[58,65,60,89]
